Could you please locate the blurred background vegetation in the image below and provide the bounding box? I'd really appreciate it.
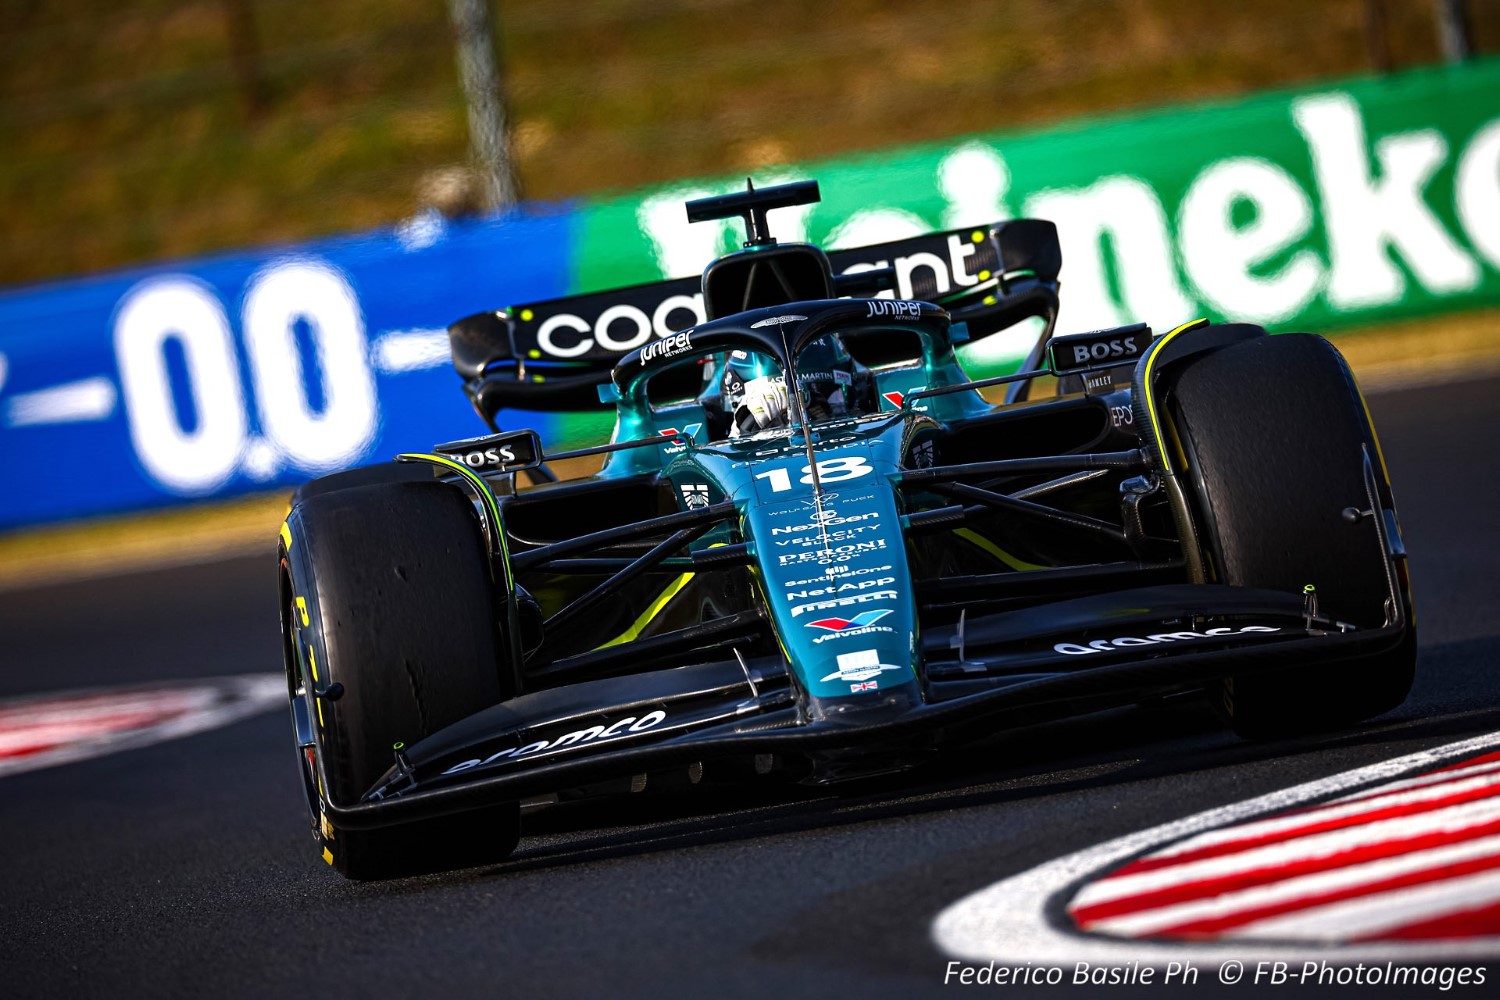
[2,0,1496,287]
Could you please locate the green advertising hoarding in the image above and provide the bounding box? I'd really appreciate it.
[572,58,1500,371]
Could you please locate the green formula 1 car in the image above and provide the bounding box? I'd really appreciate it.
[278,180,1414,878]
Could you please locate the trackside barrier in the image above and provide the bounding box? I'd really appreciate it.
[575,59,1500,350]
[2,60,1497,531]
[0,211,578,530]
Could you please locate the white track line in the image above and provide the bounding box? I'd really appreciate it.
[1140,758,1500,863]
[1124,764,1500,866]
[1324,757,1500,806]
[0,675,284,778]
[931,731,1500,964]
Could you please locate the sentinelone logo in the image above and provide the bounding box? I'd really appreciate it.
[635,91,1500,338]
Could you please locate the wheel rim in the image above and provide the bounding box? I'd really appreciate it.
[279,557,323,836]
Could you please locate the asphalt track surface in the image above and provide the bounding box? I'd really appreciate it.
[2,375,1498,999]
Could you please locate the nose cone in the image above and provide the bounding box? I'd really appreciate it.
[748,477,921,712]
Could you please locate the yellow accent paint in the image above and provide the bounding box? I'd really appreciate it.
[528,349,541,360]
[592,542,727,650]
[279,522,292,552]
[970,230,984,243]
[396,454,503,545]
[322,847,334,865]
[295,596,310,627]
[982,295,996,306]
[520,309,533,321]
[953,528,1047,571]
[1139,318,1210,474]
[595,571,695,649]
[307,645,325,726]
[978,270,991,281]
[321,814,335,839]
[1164,405,1191,475]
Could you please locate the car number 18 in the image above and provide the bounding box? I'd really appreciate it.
[754,456,873,492]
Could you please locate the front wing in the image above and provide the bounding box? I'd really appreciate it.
[316,580,1409,831]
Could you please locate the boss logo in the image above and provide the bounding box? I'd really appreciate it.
[1070,337,1138,364]
[458,445,517,468]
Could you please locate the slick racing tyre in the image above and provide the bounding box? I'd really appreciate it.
[1166,333,1415,740]
[290,460,435,508]
[279,480,520,879]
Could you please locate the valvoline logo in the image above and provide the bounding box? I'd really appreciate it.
[657,423,702,442]
[806,609,893,632]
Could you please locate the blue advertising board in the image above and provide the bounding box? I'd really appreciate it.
[0,209,578,530]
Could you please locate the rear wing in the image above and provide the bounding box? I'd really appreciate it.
[450,220,1060,418]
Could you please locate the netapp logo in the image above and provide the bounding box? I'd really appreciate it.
[1054,625,1280,655]
[1071,337,1138,364]
[785,576,896,600]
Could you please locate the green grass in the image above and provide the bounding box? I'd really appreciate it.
[2,0,1496,285]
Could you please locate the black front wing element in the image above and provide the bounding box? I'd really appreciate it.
[313,582,1408,831]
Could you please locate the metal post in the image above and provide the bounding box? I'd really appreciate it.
[222,0,267,120]
[448,0,518,212]
[1435,0,1474,63]
[1364,0,1392,74]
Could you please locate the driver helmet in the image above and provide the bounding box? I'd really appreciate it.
[719,335,855,433]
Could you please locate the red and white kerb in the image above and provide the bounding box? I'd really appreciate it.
[0,676,283,778]
[1070,750,1500,943]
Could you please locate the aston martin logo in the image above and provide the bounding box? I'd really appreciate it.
[750,314,808,328]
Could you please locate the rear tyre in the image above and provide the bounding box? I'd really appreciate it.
[1166,333,1414,739]
[280,480,519,879]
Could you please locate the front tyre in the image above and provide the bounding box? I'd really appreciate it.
[279,480,519,879]
[1166,333,1415,739]
[289,460,435,508]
